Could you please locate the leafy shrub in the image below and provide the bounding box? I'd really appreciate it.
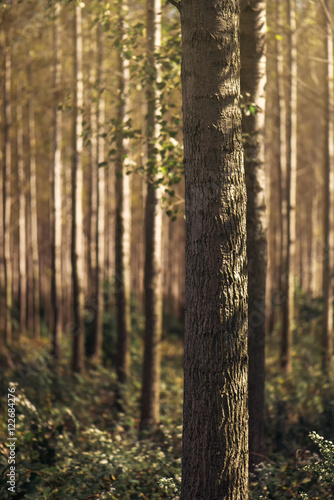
[0,335,183,499]
[249,432,334,500]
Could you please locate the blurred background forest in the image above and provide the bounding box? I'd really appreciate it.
[1,0,334,498]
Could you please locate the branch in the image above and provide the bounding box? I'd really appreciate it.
[167,0,181,12]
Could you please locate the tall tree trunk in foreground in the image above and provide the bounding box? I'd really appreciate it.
[276,0,290,373]
[17,89,27,332]
[180,0,248,498]
[287,0,297,366]
[141,0,163,428]
[241,0,267,468]
[71,2,85,373]
[52,1,63,359]
[91,24,105,362]
[115,0,132,381]
[322,0,334,374]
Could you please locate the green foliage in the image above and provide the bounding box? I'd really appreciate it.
[158,476,181,499]
[249,433,334,499]
[302,432,334,493]
[0,333,183,499]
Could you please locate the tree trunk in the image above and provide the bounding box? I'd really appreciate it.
[52,0,63,359]
[91,24,105,362]
[4,45,12,344]
[287,0,297,361]
[28,96,40,340]
[17,87,27,333]
[0,56,4,341]
[63,130,72,333]
[141,0,163,428]
[180,0,248,498]
[322,0,334,374]
[115,0,132,382]
[276,0,290,373]
[240,0,267,469]
[89,35,98,305]
[71,2,85,373]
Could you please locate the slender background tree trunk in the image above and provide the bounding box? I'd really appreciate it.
[28,95,40,340]
[240,0,267,468]
[4,44,12,344]
[276,0,290,373]
[115,0,132,382]
[141,0,163,428]
[71,2,85,373]
[17,87,27,333]
[322,0,334,374]
[92,24,105,362]
[52,1,63,359]
[287,0,297,360]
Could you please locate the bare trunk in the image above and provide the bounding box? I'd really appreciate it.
[310,171,318,297]
[276,0,290,373]
[16,87,27,333]
[52,1,63,359]
[141,0,163,428]
[4,46,12,344]
[71,2,85,373]
[92,24,105,362]
[28,97,41,340]
[63,138,72,332]
[17,89,27,332]
[180,0,248,497]
[322,0,334,374]
[241,0,267,468]
[287,0,297,359]
[89,37,98,303]
[0,57,4,341]
[115,0,132,382]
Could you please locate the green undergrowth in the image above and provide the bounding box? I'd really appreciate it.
[1,294,334,498]
[0,333,183,499]
[249,292,334,499]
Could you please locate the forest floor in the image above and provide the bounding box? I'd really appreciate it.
[1,313,334,498]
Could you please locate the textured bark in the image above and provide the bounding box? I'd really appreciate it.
[52,1,63,359]
[91,24,105,362]
[115,0,132,382]
[71,2,85,373]
[180,1,248,498]
[240,0,267,468]
[141,0,163,428]
[287,0,297,367]
[276,0,290,374]
[322,0,334,374]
